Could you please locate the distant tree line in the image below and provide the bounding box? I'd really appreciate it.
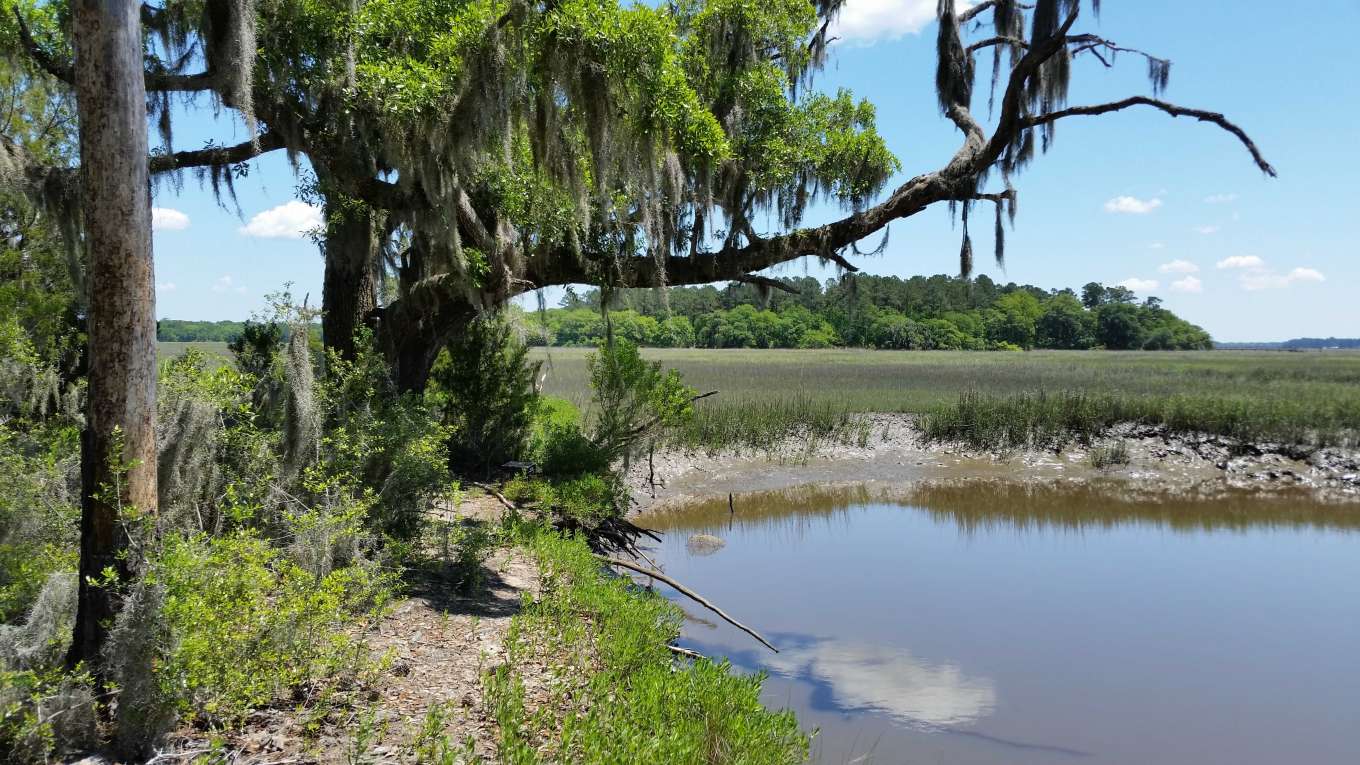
[523,275,1212,351]
[157,320,321,344]
[1282,338,1360,350]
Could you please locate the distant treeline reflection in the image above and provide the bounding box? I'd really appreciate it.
[644,481,1360,536]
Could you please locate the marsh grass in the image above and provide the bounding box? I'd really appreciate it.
[1089,441,1131,469]
[922,389,1360,451]
[534,349,1360,451]
[672,392,871,454]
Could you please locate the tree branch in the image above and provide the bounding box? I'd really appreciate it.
[967,36,1029,54]
[14,8,221,93]
[149,131,285,173]
[733,274,800,294]
[12,10,72,83]
[960,1,1035,24]
[1024,97,1277,176]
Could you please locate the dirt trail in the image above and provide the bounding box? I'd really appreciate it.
[153,494,537,765]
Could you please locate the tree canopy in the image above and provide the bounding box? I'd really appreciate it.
[2,0,1273,389]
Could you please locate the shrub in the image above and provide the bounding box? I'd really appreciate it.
[134,529,395,729]
[431,315,540,477]
[588,339,695,464]
[528,397,609,478]
[0,425,79,623]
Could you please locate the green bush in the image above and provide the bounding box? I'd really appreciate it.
[528,397,609,478]
[0,426,78,623]
[431,315,540,477]
[588,339,695,464]
[485,528,808,764]
[144,529,395,727]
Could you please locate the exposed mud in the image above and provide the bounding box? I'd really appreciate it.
[627,414,1360,514]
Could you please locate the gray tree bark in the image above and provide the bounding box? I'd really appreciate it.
[321,206,380,361]
[66,0,158,671]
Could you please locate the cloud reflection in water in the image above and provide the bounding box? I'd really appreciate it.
[764,636,996,729]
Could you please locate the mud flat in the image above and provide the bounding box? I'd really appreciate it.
[628,413,1360,513]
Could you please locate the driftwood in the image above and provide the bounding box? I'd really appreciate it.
[600,555,778,653]
[667,644,706,661]
[468,481,517,513]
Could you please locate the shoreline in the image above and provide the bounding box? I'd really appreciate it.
[627,414,1360,514]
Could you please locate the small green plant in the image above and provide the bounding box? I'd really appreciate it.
[1089,440,1131,469]
[408,701,477,764]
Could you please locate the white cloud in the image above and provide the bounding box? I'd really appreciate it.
[1194,224,1220,235]
[210,275,247,295]
[829,0,948,45]
[1216,255,1264,270]
[1158,259,1199,274]
[156,282,177,292]
[1204,193,1238,204]
[1103,196,1163,215]
[1224,260,1326,291]
[152,207,190,231]
[1117,278,1159,292]
[239,200,323,239]
[1170,275,1203,293]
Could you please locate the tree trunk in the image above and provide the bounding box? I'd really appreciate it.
[66,0,157,670]
[321,207,380,361]
[378,296,478,394]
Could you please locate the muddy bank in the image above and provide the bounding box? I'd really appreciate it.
[627,414,1360,513]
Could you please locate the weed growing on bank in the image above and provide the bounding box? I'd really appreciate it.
[485,525,808,764]
[922,389,1360,451]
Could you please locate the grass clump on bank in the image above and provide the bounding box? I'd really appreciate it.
[921,389,1360,451]
[673,392,869,454]
[921,390,1128,451]
[486,525,808,764]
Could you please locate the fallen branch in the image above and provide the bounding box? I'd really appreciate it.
[469,480,517,513]
[667,644,707,661]
[600,555,778,653]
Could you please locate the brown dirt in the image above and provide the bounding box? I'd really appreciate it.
[151,492,540,765]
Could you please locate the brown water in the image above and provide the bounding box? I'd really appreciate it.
[643,482,1360,765]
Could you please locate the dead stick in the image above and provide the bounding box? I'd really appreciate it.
[469,481,516,513]
[600,555,778,653]
[667,644,706,661]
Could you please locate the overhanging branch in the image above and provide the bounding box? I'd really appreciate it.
[732,274,800,294]
[1025,97,1277,176]
[149,131,285,173]
[14,9,222,93]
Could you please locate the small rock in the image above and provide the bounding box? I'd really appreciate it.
[686,534,726,556]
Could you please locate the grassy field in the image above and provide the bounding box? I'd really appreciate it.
[158,341,232,360]
[532,348,1360,448]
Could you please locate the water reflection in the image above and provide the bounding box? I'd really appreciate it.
[765,634,997,729]
[644,480,1360,538]
[647,480,1360,765]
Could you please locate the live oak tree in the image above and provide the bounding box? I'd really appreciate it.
[6,0,1274,397]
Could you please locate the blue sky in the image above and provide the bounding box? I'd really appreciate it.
[150,0,1359,341]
